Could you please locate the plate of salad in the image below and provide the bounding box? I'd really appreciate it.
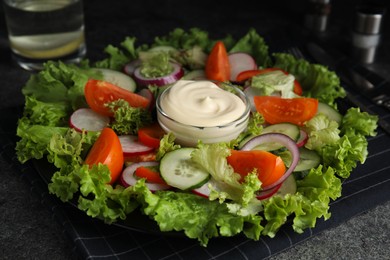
[15,28,378,247]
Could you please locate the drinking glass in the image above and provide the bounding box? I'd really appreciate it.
[2,0,86,70]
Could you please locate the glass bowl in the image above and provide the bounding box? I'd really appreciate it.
[156,80,250,147]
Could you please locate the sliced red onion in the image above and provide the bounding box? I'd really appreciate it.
[256,183,282,200]
[296,129,308,148]
[123,59,142,76]
[120,161,170,191]
[240,133,300,191]
[133,62,184,87]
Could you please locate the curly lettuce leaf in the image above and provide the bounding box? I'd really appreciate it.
[94,37,147,70]
[132,180,263,247]
[106,99,152,135]
[138,51,173,78]
[318,107,377,178]
[155,132,181,161]
[262,165,341,237]
[273,53,346,105]
[191,143,261,206]
[76,164,139,223]
[304,113,341,152]
[47,128,98,169]
[22,61,100,110]
[341,107,378,137]
[16,117,68,163]
[23,96,69,126]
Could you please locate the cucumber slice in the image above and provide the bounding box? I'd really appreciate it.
[252,123,300,151]
[317,102,342,124]
[262,123,300,140]
[293,147,321,172]
[274,174,296,197]
[95,68,137,92]
[160,148,210,190]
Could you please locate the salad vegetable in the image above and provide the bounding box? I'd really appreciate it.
[15,27,378,247]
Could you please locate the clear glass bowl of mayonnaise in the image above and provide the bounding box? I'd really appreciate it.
[156,79,250,147]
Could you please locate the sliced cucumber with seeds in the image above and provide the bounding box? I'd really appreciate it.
[293,147,321,172]
[317,102,342,124]
[160,148,210,190]
[251,123,300,151]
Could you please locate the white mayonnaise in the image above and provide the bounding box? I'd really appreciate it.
[157,80,250,146]
[159,80,246,126]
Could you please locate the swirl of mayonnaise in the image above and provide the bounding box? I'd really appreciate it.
[160,80,247,127]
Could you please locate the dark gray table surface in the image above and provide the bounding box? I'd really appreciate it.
[1,0,389,259]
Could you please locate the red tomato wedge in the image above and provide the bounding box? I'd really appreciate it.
[84,128,124,184]
[124,151,157,163]
[227,150,286,187]
[236,68,303,95]
[135,166,167,184]
[84,79,150,116]
[205,41,230,82]
[254,96,318,126]
[138,123,166,148]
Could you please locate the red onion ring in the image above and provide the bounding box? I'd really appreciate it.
[123,59,142,76]
[240,133,300,191]
[133,62,184,87]
[256,183,282,200]
[296,129,308,148]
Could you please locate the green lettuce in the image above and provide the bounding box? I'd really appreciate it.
[262,165,341,237]
[16,118,68,163]
[251,70,297,98]
[94,37,147,70]
[304,113,341,152]
[106,99,152,135]
[22,61,101,110]
[191,143,261,207]
[138,51,173,78]
[273,53,346,106]
[132,180,263,247]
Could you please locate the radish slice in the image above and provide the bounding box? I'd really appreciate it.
[240,133,300,191]
[94,68,137,92]
[228,52,257,82]
[137,88,155,111]
[120,161,171,191]
[133,62,184,87]
[69,108,110,132]
[118,135,154,157]
[296,129,308,147]
[123,59,142,76]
